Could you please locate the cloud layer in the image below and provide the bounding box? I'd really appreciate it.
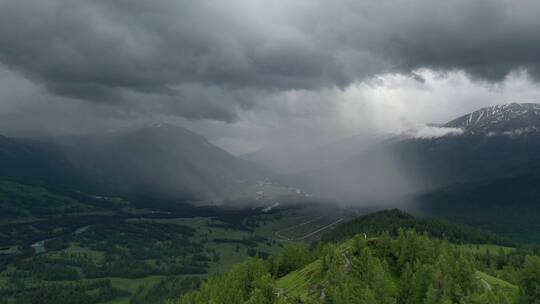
[2,0,540,122]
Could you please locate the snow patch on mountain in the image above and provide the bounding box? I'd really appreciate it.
[444,103,540,134]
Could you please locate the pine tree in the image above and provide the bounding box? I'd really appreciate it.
[519,256,540,304]
[253,273,276,304]
[412,263,432,304]
[244,289,265,304]
[368,257,395,304]
[425,283,441,304]
[397,263,415,304]
[455,253,476,296]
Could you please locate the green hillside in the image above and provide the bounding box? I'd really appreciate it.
[168,214,540,304]
[321,209,514,246]
[0,181,101,221]
[415,168,540,244]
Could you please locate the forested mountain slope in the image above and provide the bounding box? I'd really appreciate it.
[0,135,85,189]
[57,123,268,200]
[413,167,540,244]
[0,124,269,201]
[169,228,540,304]
[320,209,513,246]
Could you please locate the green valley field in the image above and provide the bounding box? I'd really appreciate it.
[0,182,350,304]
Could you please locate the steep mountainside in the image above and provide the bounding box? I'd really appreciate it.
[60,124,269,200]
[0,124,268,200]
[0,135,85,189]
[413,166,540,243]
[287,103,540,202]
[444,103,540,134]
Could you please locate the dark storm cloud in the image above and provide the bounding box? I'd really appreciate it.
[367,1,540,82]
[1,0,540,121]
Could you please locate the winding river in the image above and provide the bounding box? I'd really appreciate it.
[31,225,90,254]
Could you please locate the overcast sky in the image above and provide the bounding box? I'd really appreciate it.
[2,0,540,153]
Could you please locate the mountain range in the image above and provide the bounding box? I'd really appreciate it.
[285,103,540,200]
[0,124,268,201]
[278,102,540,242]
[2,102,540,241]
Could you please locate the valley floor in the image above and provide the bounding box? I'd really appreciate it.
[0,202,349,304]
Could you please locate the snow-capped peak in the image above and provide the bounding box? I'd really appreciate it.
[443,103,540,134]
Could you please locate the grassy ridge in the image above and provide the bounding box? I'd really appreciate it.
[169,209,540,304]
[321,209,513,246]
[172,228,537,304]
